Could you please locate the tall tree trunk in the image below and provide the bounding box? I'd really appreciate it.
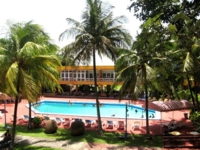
[193,75,199,110]
[186,74,196,107]
[93,48,103,134]
[28,102,32,129]
[10,68,21,149]
[144,66,151,139]
[10,95,19,149]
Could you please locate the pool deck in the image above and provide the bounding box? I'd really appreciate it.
[0,96,194,136]
[33,99,157,119]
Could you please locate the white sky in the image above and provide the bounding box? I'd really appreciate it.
[0,0,141,65]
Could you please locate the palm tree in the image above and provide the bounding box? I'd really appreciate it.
[115,46,154,138]
[0,21,62,148]
[59,0,132,134]
[114,23,170,138]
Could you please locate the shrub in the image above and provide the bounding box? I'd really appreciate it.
[44,120,58,134]
[32,116,42,128]
[70,121,85,136]
[177,89,194,100]
[189,110,200,132]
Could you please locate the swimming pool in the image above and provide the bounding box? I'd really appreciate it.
[30,100,160,119]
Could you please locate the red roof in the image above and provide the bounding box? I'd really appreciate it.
[142,100,194,112]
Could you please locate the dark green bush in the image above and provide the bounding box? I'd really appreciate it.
[70,121,85,136]
[177,89,194,100]
[32,116,42,128]
[44,120,58,134]
[189,110,200,131]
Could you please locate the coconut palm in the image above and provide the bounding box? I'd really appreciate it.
[115,45,154,138]
[114,23,170,138]
[0,21,62,148]
[59,0,132,134]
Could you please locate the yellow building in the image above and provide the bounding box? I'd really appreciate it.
[57,65,122,96]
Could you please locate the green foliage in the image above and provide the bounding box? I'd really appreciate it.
[189,110,200,130]
[128,0,200,25]
[168,24,177,33]
[44,120,58,134]
[198,94,200,102]
[141,13,163,29]
[70,121,85,136]
[172,12,190,23]
[32,117,42,127]
[128,0,200,103]
[177,89,193,100]
[0,21,62,99]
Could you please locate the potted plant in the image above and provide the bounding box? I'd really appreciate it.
[32,116,42,128]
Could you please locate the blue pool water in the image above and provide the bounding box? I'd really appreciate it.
[31,100,160,119]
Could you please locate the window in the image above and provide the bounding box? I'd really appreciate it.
[103,73,106,78]
[90,73,93,78]
[111,73,113,78]
[61,71,65,77]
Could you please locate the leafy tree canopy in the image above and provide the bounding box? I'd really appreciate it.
[129,0,200,22]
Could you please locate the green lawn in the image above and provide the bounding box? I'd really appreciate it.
[0,124,162,148]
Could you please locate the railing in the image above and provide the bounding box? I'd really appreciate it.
[61,77,72,81]
[100,78,114,81]
[60,77,115,81]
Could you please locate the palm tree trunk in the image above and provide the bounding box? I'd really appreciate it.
[10,68,21,149]
[10,95,19,149]
[186,74,196,107]
[93,47,103,134]
[28,102,32,129]
[193,75,199,110]
[144,66,151,139]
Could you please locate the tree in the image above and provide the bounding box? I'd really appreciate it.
[0,21,62,149]
[129,0,200,107]
[114,16,186,137]
[151,12,200,107]
[114,31,156,139]
[176,12,200,103]
[59,0,132,134]
[128,0,200,24]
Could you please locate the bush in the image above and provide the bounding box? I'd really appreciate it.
[32,116,42,128]
[189,110,200,130]
[44,120,58,134]
[177,89,194,100]
[70,121,85,136]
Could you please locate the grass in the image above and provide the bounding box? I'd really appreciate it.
[0,124,162,148]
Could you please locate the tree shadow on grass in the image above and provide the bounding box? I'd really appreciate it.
[0,125,162,148]
[56,129,162,148]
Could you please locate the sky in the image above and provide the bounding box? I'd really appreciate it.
[0,0,141,65]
